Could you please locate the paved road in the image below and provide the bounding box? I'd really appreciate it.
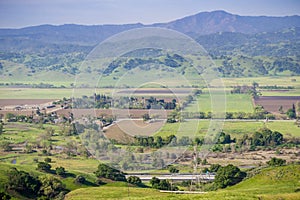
[125,174,215,181]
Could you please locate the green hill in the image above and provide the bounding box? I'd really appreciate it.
[65,165,300,200]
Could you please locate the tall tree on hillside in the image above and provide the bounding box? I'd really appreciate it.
[286,104,296,119]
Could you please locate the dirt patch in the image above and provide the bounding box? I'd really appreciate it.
[254,96,300,114]
[0,99,56,106]
[207,149,300,167]
[103,119,165,143]
[117,88,193,95]
[60,109,173,119]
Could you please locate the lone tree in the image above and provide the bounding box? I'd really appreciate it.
[286,104,296,119]
[214,164,246,188]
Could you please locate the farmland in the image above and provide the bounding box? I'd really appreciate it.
[184,93,254,113]
[0,52,300,200]
[254,96,300,114]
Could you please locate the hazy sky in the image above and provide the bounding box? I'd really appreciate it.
[0,0,300,28]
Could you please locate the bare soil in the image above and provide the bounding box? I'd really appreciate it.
[254,96,300,114]
[0,99,56,106]
[103,119,166,143]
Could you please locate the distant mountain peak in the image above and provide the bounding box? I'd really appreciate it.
[0,10,300,46]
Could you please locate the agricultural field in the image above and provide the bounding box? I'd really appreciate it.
[184,93,254,113]
[254,96,300,114]
[156,120,300,138]
[100,119,300,141]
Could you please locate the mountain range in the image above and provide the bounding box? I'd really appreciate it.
[1,10,300,47]
[0,10,299,81]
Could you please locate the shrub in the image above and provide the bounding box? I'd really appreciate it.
[168,166,179,174]
[74,175,86,184]
[44,157,51,163]
[55,167,66,176]
[127,176,142,185]
[267,157,286,166]
[37,162,51,172]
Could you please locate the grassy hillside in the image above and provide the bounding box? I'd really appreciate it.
[65,165,300,200]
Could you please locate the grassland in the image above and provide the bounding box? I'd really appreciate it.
[65,165,300,200]
[0,122,80,146]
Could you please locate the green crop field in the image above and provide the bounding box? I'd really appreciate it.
[0,88,114,99]
[184,93,254,113]
[155,120,300,138]
[221,76,300,88]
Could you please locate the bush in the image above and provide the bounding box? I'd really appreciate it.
[74,175,86,184]
[267,157,286,166]
[37,162,51,172]
[55,167,66,176]
[168,166,179,174]
[127,176,142,185]
[44,157,51,163]
[95,179,105,186]
[0,141,12,152]
[0,192,11,200]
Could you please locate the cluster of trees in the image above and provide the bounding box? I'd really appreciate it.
[133,132,236,150]
[214,164,247,189]
[6,168,66,199]
[73,94,177,110]
[150,177,178,191]
[127,176,142,186]
[94,163,126,181]
[103,53,186,75]
[133,135,176,148]
[133,135,194,148]
[286,104,297,119]
[259,85,294,90]
[250,128,283,147]
[5,110,73,125]
[237,128,284,150]
[181,110,275,120]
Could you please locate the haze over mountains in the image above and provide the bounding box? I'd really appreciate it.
[1,10,300,47]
